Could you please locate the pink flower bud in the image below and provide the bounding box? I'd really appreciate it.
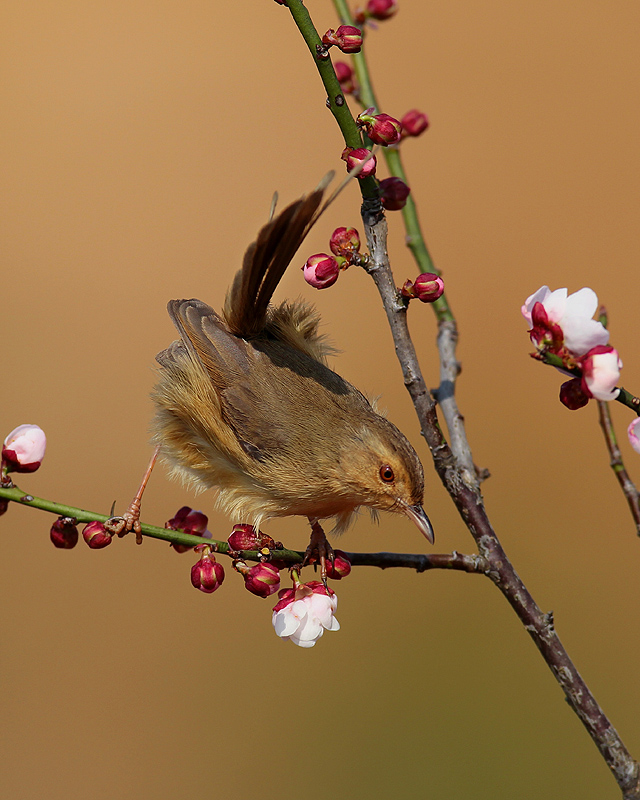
[244,562,281,598]
[341,147,377,178]
[628,418,640,455]
[227,523,276,551]
[330,227,361,260]
[322,25,363,54]
[50,517,79,549]
[82,521,113,549]
[272,580,340,648]
[379,176,410,210]
[403,273,444,303]
[325,549,352,580]
[400,109,429,137]
[334,61,356,94]
[367,0,398,19]
[191,550,225,593]
[302,254,341,289]
[357,109,402,146]
[580,345,622,401]
[0,499,8,517]
[559,378,590,410]
[166,505,211,553]
[2,424,46,474]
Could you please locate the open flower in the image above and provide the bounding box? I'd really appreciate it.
[628,418,640,455]
[2,424,46,473]
[272,581,340,648]
[580,345,622,401]
[522,286,609,357]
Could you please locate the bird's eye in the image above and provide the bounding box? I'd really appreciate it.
[379,465,395,482]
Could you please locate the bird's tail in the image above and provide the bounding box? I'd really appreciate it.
[223,173,333,338]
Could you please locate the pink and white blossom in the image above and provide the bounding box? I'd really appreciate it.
[627,418,640,455]
[580,345,622,401]
[2,424,47,473]
[272,581,340,648]
[521,286,609,357]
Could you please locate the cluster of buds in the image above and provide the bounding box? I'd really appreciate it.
[400,109,429,138]
[354,0,398,23]
[341,146,377,179]
[165,505,212,553]
[401,273,445,304]
[522,286,623,407]
[334,61,357,95]
[303,227,364,290]
[2,424,46,477]
[357,108,402,146]
[379,176,410,211]
[321,25,363,55]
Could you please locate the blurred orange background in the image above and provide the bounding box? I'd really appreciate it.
[2,2,639,798]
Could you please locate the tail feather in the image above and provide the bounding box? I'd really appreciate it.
[224,173,333,338]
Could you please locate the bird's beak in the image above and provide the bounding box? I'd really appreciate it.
[401,502,435,544]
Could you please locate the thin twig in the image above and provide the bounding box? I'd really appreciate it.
[597,400,640,535]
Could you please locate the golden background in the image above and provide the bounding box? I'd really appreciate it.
[2,2,639,798]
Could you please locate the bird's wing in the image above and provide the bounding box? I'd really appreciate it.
[223,173,333,338]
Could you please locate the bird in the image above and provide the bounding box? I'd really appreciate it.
[150,176,434,565]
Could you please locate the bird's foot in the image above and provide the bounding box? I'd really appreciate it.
[104,447,160,545]
[302,520,334,584]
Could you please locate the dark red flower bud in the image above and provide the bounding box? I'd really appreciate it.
[357,109,402,146]
[400,109,429,137]
[166,505,211,553]
[403,273,444,303]
[227,523,276,551]
[367,0,398,19]
[330,227,361,260]
[379,176,410,210]
[50,517,79,549]
[325,549,352,580]
[243,562,281,598]
[322,25,363,54]
[303,254,341,289]
[341,147,377,178]
[82,521,113,549]
[559,378,590,410]
[191,549,225,593]
[334,61,356,94]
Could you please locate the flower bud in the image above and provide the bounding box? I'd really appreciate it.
[403,273,444,303]
[82,521,113,549]
[50,517,79,549]
[227,523,276,551]
[367,0,398,19]
[357,109,402,146]
[341,147,377,178]
[166,505,211,553]
[302,254,341,290]
[379,176,410,210]
[0,499,8,517]
[2,424,46,474]
[400,109,429,137]
[628,418,640,455]
[329,227,361,260]
[191,548,225,593]
[243,562,281,598]
[322,25,363,54]
[580,345,622,401]
[559,378,590,410]
[334,61,356,94]
[325,549,352,580]
[272,580,340,648]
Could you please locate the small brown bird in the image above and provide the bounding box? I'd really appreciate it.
[151,178,433,559]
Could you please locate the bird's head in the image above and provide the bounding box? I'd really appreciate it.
[338,418,434,543]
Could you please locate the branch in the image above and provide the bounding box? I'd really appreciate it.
[597,400,640,535]
[361,213,640,799]
[0,483,486,573]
